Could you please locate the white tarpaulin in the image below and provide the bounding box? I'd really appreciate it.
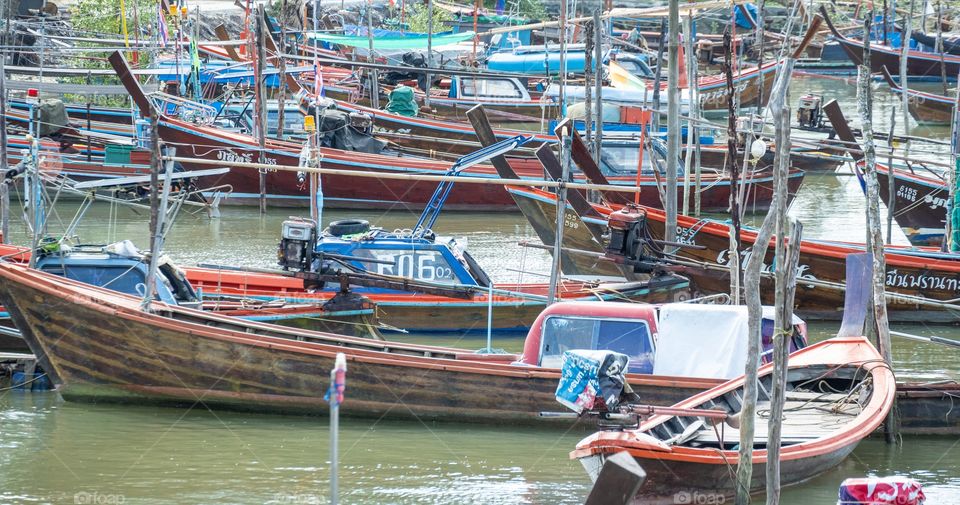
[654,304,749,380]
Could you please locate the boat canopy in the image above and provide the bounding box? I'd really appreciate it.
[653,304,803,380]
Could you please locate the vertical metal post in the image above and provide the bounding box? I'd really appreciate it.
[425,0,433,109]
[367,0,379,109]
[485,281,494,351]
[584,19,593,152]
[329,353,347,505]
[558,0,567,118]
[547,129,572,304]
[27,103,40,268]
[255,6,268,214]
[665,0,679,244]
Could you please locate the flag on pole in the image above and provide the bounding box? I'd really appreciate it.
[325,353,347,405]
[157,3,169,48]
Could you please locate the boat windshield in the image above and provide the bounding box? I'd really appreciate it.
[539,316,654,374]
[459,78,525,99]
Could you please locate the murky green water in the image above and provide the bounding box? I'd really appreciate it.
[2,75,960,503]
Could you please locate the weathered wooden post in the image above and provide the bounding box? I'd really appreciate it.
[0,51,7,244]
[584,17,594,152]
[723,30,742,304]
[255,5,268,214]
[593,8,603,158]
[666,0,680,244]
[736,52,796,505]
[857,16,899,444]
[142,109,161,311]
[766,49,802,505]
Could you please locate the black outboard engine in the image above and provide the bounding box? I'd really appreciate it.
[605,204,660,273]
[277,218,317,271]
[797,94,824,129]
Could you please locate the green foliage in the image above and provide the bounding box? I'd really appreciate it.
[404,1,455,33]
[66,0,159,105]
[71,0,157,39]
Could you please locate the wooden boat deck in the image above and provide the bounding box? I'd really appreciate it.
[692,394,863,447]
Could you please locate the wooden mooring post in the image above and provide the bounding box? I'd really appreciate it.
[856,15,899,444]
[254,4,268,214]
[665,0,680,244]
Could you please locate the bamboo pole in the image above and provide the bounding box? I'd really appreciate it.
[857,14,899,444]
[666,0,680,244]
[163,155,649,193]
[255,5,268,214]
[593,9,603,158]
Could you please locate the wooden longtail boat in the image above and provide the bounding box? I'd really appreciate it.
[0,263,716,422]
[572,337,895,502]
[880,66,955,125]
[822,6,960,77]
[506,185,960,322]
[0,242,688,335]
[866,163,947,247]
[1,258,955,434]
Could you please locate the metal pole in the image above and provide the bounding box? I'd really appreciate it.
[558,0,567,118]
[485,281,494,351]
[329,353,347,505]
[666,0,680,244]
[255,6,268,214]
[425,0,433,109]
[682,14,695,216]
[367,0,379,109]
[593,9,603,158]
[547,129,572,304]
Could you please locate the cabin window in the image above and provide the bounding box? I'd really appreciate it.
[460,78,523,99]
[351,248,460,284]
[540,316,654,373]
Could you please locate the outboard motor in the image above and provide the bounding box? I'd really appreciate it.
[277,218,317,271]
[796,94,824,129]
[606,205,646,259]
[605,204,660,273]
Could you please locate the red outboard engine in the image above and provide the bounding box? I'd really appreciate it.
[838,477,925,505]
[606,204,647,259]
